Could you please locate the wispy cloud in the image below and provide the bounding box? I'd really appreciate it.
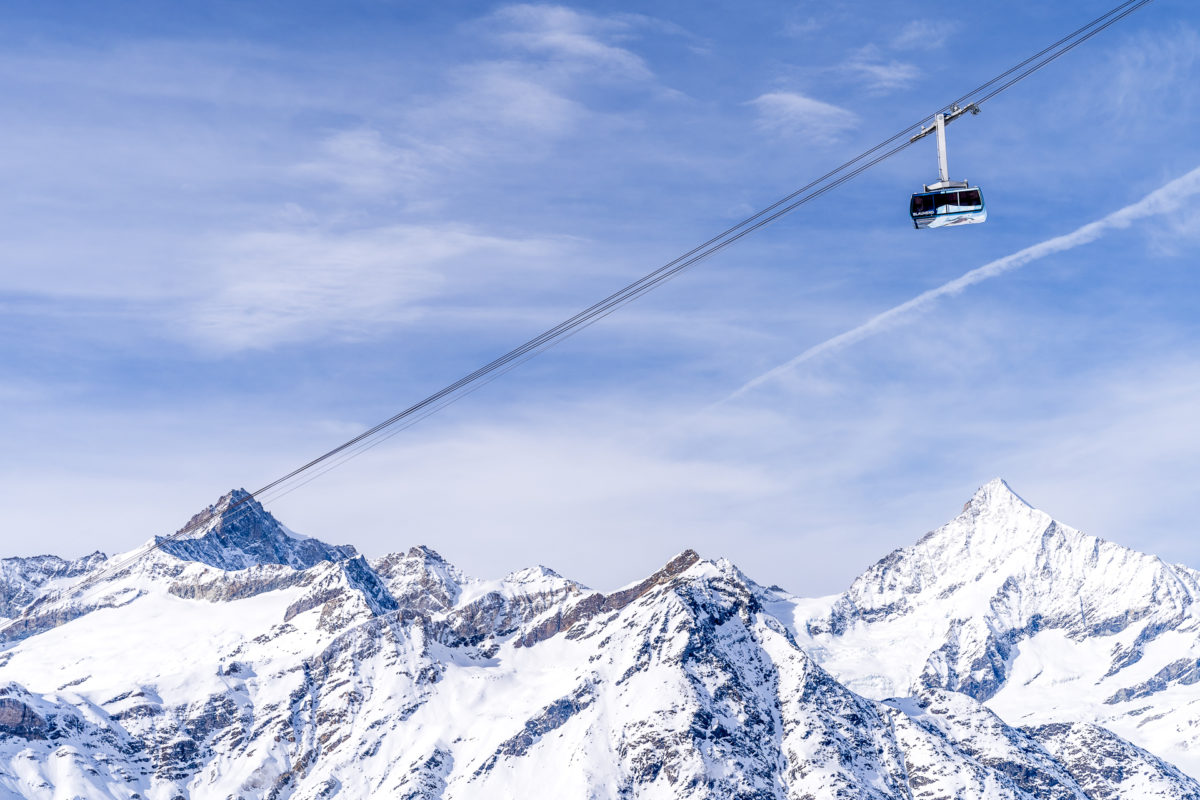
[440,60,589,136]
[295,128,458,199]
[892,20,960,51]
[0,2,698,357]
[1103,25,1200,126]
[727,164,1200,400]
[187,224,573,351]
[1149,204,1200,257]
[838,45,921,94]
[483,5,702,76]
[486,4,653,80]
[297,5,678,201]
[750,91,859,141]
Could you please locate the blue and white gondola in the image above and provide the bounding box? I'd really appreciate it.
[908,104,986,230]
[910,185,987,229]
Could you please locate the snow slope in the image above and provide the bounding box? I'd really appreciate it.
[794,478,1200,778]
[0,482,1197,799]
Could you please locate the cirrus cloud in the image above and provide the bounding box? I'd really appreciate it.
[750,91,859,142]
[186,224,574,351]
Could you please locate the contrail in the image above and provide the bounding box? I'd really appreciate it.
[728,165,1200,401]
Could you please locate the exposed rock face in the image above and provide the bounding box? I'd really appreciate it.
[167,564,310,603]
[0,690,47,740]
[0,551,106,621]
[372,545,465,612]
[1,483,1200,798]
[158,488,357,570]
[884,689,1091,800]
[1104,657,1200,704]
[1027,722,1200,800]
[516,548,700,647]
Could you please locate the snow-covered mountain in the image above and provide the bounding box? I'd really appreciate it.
[0,482,1198,799]
[793,478,1200,778]
[0,551,105,623]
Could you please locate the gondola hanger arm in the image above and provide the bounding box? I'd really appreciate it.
[910,103,981,143]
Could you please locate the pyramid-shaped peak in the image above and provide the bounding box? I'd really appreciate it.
[157,489,356,571]
[174,488,264,539]
[957,477,1036,517]
[908,478,1051,560]
[807,481,1200,706]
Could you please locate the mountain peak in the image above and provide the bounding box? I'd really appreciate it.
[155,489,356,571]
[805,476,1200,708]
[372,545,465,610]
[220,486,252,503]
[504,565,566,583]
[961,477,1032,514]
[405,544,448,563]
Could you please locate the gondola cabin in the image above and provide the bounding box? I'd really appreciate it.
[908,104,986,230]
[910,185,987,229]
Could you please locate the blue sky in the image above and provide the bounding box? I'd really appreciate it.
[3,0,1200,595]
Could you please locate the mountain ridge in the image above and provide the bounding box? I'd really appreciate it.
[2,479,1199,798]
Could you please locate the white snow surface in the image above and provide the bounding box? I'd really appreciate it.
[794,478,1200,780]
[0,481,1198,799]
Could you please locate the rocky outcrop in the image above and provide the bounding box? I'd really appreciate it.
[515,548,700,647]
[1027,722,1200,800]
[1105,657,1200,704]
[0,696,46,740]
[0,551,106,620]
[372,546,464,612]
[158,489,356,570]
[168,564,308,603]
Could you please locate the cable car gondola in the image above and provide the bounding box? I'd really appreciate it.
[909,104,987,229]
[910,184,987,229]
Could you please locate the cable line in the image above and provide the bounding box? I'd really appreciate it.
[36,0,1154,606]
